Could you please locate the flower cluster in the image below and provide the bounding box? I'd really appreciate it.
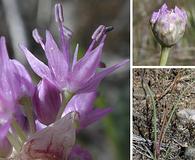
[0,3,128,160]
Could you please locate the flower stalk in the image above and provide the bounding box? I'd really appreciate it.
[159,47,171,66]
[19,97,35,134]
[56,92,74,120]
[7,132,21,153]
[11,118,27,143]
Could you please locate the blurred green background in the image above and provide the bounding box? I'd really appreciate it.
[0,0,129,159]
[133,0,195,66]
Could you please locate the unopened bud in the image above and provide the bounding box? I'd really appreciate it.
[150,4,187,47]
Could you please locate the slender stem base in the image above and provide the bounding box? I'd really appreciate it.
[7,132,21,152]
[56,92,74,120]
[11,118,27,143]
[159,47,171,66]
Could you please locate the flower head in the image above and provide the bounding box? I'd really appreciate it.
[150,3,187,47]
[19,3,129,95]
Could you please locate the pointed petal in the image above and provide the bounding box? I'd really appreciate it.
[19,44,52,79]
[45,31,68,86]
[78,59,129,93]
[72,43,104,83]
[11,60,35,97]
[0,37,9,65]
[80,108,112,128]
[63,92,97,117]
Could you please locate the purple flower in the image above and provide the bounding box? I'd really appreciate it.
[0,36,34,139]
[68,145,92,160]
[19,3,129,94]
[0,37,34,101]
[150,3,187,47]
[33,78,61,125]
[63,92,112,129]
[0,137,12,158]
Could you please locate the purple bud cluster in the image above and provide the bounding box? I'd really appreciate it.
[0,3,128,159]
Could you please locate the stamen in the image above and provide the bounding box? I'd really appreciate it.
[95,26,105,42]
[62,26,72,39]
[55,3,64,23]
[32,29,45,50]
[105,26,114,33]
[72,43,79,70]
[91,25,105,40]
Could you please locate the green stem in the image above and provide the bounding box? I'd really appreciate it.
[144,83,157,160]
[26,104,36,134]
[159,47,171,66]
[56,92,74,120]
[11,118,27,143]
[7,132,21,152]
[20,97,35,134]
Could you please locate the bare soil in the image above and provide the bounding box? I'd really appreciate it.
[133,69,195,160]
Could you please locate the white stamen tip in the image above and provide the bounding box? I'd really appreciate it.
[32,29,42,44]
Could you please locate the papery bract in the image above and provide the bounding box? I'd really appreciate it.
[19,112,78,160]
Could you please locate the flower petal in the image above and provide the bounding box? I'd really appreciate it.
[0,37,9,65]
[45,31,69,87]
[63,92,97,117]
[0,137,12,158]
[19,44,52,79]
[78,59,129,93]
[80,108,112,128]
[11,60,35,97]
[0,122,10,140]
[72,43,104,84]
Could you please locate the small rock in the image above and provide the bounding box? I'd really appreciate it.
[177,109,195,123]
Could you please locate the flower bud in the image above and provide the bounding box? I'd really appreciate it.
[0,137,12,158]
[150,3,187,47]
[33,79,61,125]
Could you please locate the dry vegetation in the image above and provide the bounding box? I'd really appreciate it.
[133,69,195,159]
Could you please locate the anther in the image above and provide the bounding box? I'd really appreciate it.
[105,26,114,33]
[55,3,64,23]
